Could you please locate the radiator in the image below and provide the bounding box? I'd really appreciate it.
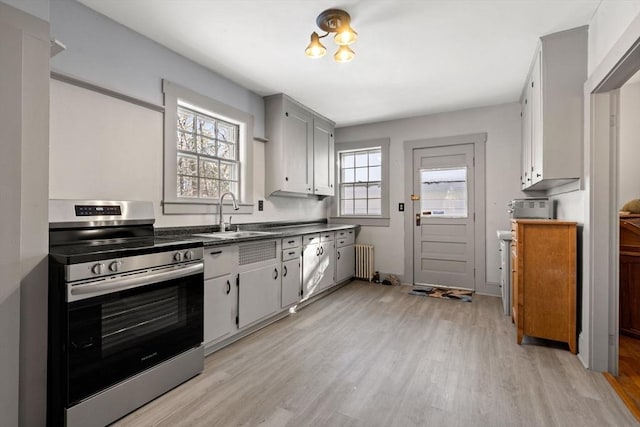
[355,244,375,281]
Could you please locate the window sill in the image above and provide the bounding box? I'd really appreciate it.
[163,201,254,215]
[329,216,390,227]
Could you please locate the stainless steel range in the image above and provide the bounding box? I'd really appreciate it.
[47,200,204,427]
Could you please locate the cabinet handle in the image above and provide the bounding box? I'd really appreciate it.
[288,240,295,244]
[316,247,320,256]
[308,237,315,241]
[337,251,341,260]
[536,173,541,178]
[283,265,288,277]
[226,280,231,294]
[288,251,296,256]
[320,246,324,255]
[273,268,278,280]
[285,177,289,181]
[209,250,223,255]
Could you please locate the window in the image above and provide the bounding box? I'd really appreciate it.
[163,80,254,214]
[331,138,390,226]
[176,105,239,199]
[420,167,468,218]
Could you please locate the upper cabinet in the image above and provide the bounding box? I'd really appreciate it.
[520,26,587,191]
[265,94,335,197]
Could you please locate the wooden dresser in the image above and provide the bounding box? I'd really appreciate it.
[511,219,577,353]
[620,214,640,338]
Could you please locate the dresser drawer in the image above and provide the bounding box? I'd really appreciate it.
[204,245,238,280]
[282,236,302,249]
[303,233,321,246]
[282,247,301,261]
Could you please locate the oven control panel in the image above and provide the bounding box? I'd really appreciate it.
[75,205,122,216]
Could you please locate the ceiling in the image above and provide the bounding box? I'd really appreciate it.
[77,0,602,127]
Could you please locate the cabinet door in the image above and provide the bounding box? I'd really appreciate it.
[302,243,320,299]
[313,117,335,196]
[521,79,532,189]
[530,50,543,185]
[317,242,335,291]
[336,244,355,283]
[282,103,314,194]
[238,264,281,329]
[204,274,235,345]
[281,258,301,308]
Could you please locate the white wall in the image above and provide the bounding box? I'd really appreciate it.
[49,0,328,227]
[588,0,640,76]
[1,0,48,21]
[335,103,522,294]
[619,81,640,205]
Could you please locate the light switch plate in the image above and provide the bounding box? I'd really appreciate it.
[399,203,405,212]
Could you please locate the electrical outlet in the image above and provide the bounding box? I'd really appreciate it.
[258,200,264,211]
[399,203,405,212]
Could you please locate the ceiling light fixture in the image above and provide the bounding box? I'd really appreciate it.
[305,9,358,62]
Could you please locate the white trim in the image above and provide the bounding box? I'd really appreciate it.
[162,80,254,215]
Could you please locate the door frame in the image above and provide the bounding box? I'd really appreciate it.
[585,14,640,372]
[403,133,487,293]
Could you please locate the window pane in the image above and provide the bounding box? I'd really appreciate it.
[199,159,218,179]
[369,166,381,182]
[355,152,368,167]
[354,199,367,215]
[219,161,237,180]
[177,154,198,176]
[341,199,354,215]
[368,183,381,198]
[354,184,367,199]
[420,167,468,218]
[217,142,235,160]
[368,198,381,215]
[355,167,368,182]
[197,116,215,138]
[342,153,354,168]
[368,150,381,166]
[198,136,216,156]
[217,121,236,143]
[220,180,237,195]
[177,131,196,152]
[177,176,198,198]
[199,178,219,199]
[177,109,194,133]
[341,184,354,199]
[342,168,355,183]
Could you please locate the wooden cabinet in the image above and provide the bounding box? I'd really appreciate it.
[619,215,640,338]
[265,94,335,197]
[511,220,577,353]
[203,245,239,348]
[520,26,587,191]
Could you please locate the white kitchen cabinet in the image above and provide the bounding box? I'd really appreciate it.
[265,94,335,197]
[281,258,301,308]
[335,233,355,283]
[237,240,281,329]
[302,234,335,299]
[520,26,587,191]
[203,245,239,348]
[204,274,236,344]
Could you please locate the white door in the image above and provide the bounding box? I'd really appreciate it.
[238,264,280,328]
[282,103,313,193]
[281,258,301,308]
[413,143,475,289]
[313,117,335,196]
[336,244,355,283]
[203,274,235,345]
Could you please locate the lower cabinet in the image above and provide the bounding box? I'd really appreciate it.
[303,238,335,300]
[336,244,355,283]
[282,257,301,308]
[204,274,236,344]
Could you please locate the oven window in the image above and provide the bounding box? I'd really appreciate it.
[66,274,203,405]
[101,286,186,356]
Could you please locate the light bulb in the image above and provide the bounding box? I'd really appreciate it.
[334,26,357,45]
[334,45,355,63]
[305,32,326,58]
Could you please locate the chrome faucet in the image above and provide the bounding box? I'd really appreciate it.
[218,192,239,232]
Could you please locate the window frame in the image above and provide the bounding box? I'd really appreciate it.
[331,138,390,227]
[163,80,254,215]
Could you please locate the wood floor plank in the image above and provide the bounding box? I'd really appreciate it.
[113,281,638,426]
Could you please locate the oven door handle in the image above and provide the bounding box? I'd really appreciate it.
[68,262,204,302]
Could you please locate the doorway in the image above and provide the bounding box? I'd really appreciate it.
[403,133,486,293]
[413,143,475,289]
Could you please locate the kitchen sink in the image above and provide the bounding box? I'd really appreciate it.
[193,230,278,240]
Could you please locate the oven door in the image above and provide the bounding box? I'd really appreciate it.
[65,263,203,406]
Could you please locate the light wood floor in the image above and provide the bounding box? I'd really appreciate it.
[606,335,640,422]
[114,281,638,426]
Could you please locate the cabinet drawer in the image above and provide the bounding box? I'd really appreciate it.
[303,233,321,246]
[204,245,238,280]
[335,229,355,240]
[282,236,302,249]
[320,232,334,242]
[335,232,355,247]
[282,247,301,261]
